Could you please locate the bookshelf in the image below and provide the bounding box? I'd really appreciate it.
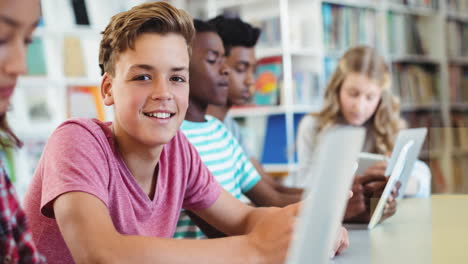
[180,0,467,193]
[7,0,468,194]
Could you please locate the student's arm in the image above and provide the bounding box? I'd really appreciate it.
[249,158,304,195]
[54,190,299,264]
[185,210,226,238]
[245,178,302,207]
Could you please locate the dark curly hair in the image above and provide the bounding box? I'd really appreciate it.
[207,15,260,56]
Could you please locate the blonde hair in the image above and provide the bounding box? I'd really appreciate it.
[99,1,195,76]
[312,46,406,154]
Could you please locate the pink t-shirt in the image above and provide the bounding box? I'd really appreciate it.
[23,118,221,263]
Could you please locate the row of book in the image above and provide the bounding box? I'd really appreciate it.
[451,110,468,193]
[446,20,468,58]
[292,71,321,105]
[12,84,105,126]
[451,111,468,150]
[392,63,439,105]
[448,65,468,103]
[403,110,444,154]
[254,56,323,106]
[322,3,379,53]
[251,17,281,49]
[402,110,446,192]
[452,156,468,193]
[447,0,468,14]
[40,0,151,31]
[26,36,101,79]
[387,12,428,56]
[388,0,438,8]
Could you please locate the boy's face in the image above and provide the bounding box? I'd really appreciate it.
[102,33,189,147]
[189,32,229,106]
[225,46,256,106]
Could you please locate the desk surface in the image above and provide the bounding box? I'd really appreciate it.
[333,195,468,264]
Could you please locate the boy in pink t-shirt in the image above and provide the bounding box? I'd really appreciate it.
[24,2,300,264]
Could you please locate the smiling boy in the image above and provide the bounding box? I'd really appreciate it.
[23,2,299,264]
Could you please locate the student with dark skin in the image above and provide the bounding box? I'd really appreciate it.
[206,15,400,224]
[176,19,349,256]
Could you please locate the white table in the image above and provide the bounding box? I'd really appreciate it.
[333,195,468,264]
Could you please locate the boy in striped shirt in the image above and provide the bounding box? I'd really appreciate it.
[174,20,303,239]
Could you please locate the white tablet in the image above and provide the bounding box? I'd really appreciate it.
[286,127,365,264]
[356,152,387,175]
[367,128,428,229]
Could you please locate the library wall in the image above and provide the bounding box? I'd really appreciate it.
[3,0,468,197]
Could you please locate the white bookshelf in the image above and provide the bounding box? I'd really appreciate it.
[8,0,468,194]
[183,0,467,192]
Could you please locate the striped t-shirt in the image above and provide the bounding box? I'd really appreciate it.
[174,115,261,239]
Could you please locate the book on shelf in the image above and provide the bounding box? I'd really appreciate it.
[81,38,102,81]
[292,71,321,105]
[63,36,86,77]
[23,138,47,177]
[452,155,468,193]
[447,0,468,14]
[22,85,54,124]
[250,16,281,49]
[26,37,47,76]
[429,157,446,193]
[402,110,444,156]
[387,12,430,56]
[403,110,447,193]
[446,20,468,58]
[451,112,468,149]
[67,86,105,120]
[84,0,125,31]
[261,113,305,164]
[254,56,282,106]
[322,3,378,53]
[392,63,439,105]
[448,65,468,103]
[71,0,90,25]
[40,0,75,28]
[388,0,438,9]
[323,56,338,84]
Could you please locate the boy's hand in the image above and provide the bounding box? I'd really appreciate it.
[331,226,349,258]
[247,203,300,264]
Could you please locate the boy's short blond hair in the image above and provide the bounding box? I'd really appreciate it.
[99,1,194,76]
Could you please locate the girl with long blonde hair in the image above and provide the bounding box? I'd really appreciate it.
[297,46,430,222]
[304,45,405,155]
